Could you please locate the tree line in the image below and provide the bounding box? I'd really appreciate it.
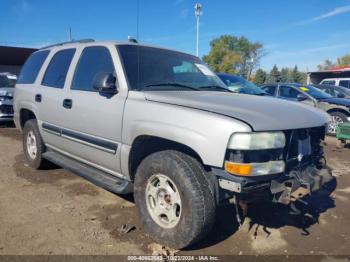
[202,34,350,86]
[317,54,350,70]
[253,65,307,85]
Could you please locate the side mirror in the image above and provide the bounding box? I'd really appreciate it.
[297,93,308,101]
[338,93,346,98]
[93,72,118,95]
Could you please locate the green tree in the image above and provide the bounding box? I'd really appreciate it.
[317,53,350,71]
[337,54,350,66]
[254,69,267,85]
[317,59,335,71]
[291,65,305,83]
[202,35,265,78]
[280,68,292,83]
[267,65,281,83]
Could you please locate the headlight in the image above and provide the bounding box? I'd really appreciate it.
[228,132,286,150]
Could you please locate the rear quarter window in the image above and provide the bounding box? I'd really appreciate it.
[17,50,50,84]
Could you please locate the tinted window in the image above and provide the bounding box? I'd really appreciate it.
[261,85,276,96]
[279,86,300,99]
[118,45,226,91]
[339,80,350,88]
[322,80,335,85]
[72,46,115,91]
[17,51,49,84]
[42,49,75,88]
[217,74,265,95]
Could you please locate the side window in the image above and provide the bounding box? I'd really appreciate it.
[328,87,336,96]
[261,85,276,96]
[322,80,335,85]
[17,50,50,84]
[42,49,75,88]
[339,80,350,88]
[279,86,300,99]
[72,46,115,91]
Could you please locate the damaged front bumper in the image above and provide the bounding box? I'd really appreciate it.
[212,165,333,205]
[212,126,334,205]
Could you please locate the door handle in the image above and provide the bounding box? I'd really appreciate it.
[35,94,42,103]
[63,99,73,109]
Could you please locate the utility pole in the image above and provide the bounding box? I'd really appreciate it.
[195,2,202,57]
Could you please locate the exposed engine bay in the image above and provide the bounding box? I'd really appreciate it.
[270,126,333,205]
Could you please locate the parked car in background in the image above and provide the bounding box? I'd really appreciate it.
[312,84,350,99]
[320,78,350,89]
[217,73,266,95]
[261,83,350,135]
[0,72,16,122]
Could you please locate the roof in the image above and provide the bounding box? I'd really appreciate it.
[0,46,38,66]
[308,66,350,74]
[39,39,196,57]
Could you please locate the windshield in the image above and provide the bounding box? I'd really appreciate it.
[297,85,332,100]
[0,75,16,88]
[217,74,266,95]
[118,45,228,91]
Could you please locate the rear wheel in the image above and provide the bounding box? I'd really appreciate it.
[328,112,348,135]
[134,150,216,249]
[22,119,50,169]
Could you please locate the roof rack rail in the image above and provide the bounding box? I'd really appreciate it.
[41,39,95,49]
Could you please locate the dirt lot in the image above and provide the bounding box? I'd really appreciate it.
[0,124,350,256]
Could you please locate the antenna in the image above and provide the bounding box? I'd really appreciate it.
[68,27,72,41]
[136,0,140,40]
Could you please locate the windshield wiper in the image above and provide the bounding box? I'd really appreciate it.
[144,82,199,91]
[198,85,233,92]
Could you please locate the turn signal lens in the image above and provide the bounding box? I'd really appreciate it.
[224,162,252,176]
[225,160,285,176]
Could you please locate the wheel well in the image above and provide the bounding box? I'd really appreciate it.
[20,109,37,128]
[128,135,204,181]
[327,108,350,117]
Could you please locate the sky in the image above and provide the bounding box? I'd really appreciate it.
[1,0,350,71]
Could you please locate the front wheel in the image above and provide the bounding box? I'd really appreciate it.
[134,150,216,249]
[328,112,348,135]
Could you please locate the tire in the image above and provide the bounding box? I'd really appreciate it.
[327,111,348,136]
[22,119,50,169]
[134,150,216,249]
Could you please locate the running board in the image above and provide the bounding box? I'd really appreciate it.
[43,150,133,194]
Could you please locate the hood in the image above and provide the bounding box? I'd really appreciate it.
[144,91,329,131]
[320,97,350,107]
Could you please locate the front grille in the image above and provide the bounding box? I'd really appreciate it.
[0,105,14,115]
[283,126,325,171]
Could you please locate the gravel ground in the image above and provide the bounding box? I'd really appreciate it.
[0,124,349,257]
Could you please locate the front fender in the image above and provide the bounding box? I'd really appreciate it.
[123,95,251,167]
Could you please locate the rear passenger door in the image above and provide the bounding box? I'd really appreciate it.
[58,46,127,176]
[38,48,76,149]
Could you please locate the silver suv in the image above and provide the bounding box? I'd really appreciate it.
[14,39,333,249]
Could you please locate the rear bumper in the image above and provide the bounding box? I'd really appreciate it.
[212,165,333,205]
